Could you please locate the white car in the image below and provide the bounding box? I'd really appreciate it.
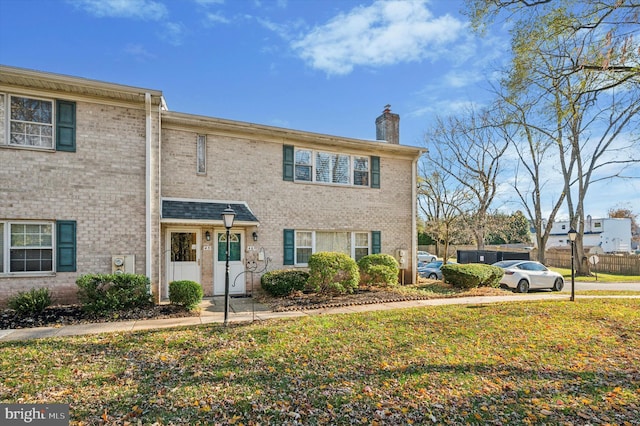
[417,251,437,263]
[493,260,564,293]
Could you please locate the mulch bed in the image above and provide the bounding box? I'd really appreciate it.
[0,304,196,330]
[254,285,513,312]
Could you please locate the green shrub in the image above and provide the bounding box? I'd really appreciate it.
[261,269,309,296]
[307,252,359,295]
[169,280,204,310]
[7,287,52,315]
[441,264,504,289]
[76,273,152,313]
[357,254,399,287]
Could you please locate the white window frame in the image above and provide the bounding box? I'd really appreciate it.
[295,231,313,265]
[293,230,372,266]
[0,221,56,275]
[0,93,6,146]
[6,94,55,150]
[293,148,370,187]
[196,134,207,175]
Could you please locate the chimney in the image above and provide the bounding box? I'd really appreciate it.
[375,104,400,144]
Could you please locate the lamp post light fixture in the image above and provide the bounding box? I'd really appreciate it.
[221,204,236,326]
[568,228,578,302]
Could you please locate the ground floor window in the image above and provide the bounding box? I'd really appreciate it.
[293,231,372,265]
[0,220,76,275]
[0,222,53,273]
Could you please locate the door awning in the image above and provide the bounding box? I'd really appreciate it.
[161,199,260,225]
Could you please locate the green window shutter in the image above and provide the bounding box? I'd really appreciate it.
[56,221,77,272]
[371,231,381,254]
[371,156,380,188]
[283,145,294,181]
[283,229,295,265]
[56,100,76,152]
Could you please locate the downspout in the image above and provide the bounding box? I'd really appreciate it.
[145,93,152,287]
[411,155,418,284]
[157,98,164,300]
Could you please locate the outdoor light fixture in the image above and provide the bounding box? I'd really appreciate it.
[252,231,258,241]
[568,228,578,302]
[221,205,236,326]
[205,231,211,241]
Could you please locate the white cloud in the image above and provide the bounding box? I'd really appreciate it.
[205,12,231,25]
[290,0,466,75]
[68,0,167,20]
[124,43,156,61]
[194,0,224,5]
[160,21,187,46]
[408,99,478,119]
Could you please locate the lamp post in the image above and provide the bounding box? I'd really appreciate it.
[568,228,578,302]
[221,204,236,326]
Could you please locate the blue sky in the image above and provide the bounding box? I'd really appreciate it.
[0,0,637,219]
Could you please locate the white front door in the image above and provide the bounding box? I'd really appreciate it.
[214,230,245,295]
[166,229,201,298]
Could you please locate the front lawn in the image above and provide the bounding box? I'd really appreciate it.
[1,299,639,424]
[551,267,640,283]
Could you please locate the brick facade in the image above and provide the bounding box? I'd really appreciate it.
[0,66,422,305]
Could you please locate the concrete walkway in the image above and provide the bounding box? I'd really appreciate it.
[1,292,638,342]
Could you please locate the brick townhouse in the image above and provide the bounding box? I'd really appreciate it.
[0,65,424,304]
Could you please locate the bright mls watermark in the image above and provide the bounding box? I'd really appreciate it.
[1,404,69,425]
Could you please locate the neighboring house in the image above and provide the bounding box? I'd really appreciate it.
[544,217,632,253]
[0,65,423,304]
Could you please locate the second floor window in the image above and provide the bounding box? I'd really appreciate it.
[294,148,370,186]
[1,93,76,152]
[10,95,53,149]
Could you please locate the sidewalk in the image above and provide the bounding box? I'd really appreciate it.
[1,293,637,342]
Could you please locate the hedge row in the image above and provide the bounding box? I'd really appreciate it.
[441,263,504,288]
[261,253,400,297]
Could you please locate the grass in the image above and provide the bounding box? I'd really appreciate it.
[1,299,639,425]
[550,267,640,283]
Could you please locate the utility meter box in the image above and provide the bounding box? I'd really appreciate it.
[112,255,135,274]
[395,249,407,270]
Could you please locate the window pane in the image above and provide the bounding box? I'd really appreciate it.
[296,248,312,264]
[354,157,369,171]
[296,231,312,247]
[0,94,5,145]
[315,153,350,184]
[355,233,369,247]
[11,97,52,123]
[11,224,52,248]
[295,149,311,165]
[295,165,312,181]
[295,149,313,181]
[9,249,53,272]
[335,155,350,184]
[355,248,369,261]
[355,159,370,185]
[316,232,350,254]
[11,224,25,246]
[10,96,54,148]
[172,232,196,262]
[217,233,241,262]
[197,135,206,174]
[315,152,331,182]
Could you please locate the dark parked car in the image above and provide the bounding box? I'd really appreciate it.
[418,260,451,280]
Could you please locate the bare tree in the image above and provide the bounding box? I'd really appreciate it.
[418,166,472,261]
[468,0,640,274]
[423,108,508,250]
